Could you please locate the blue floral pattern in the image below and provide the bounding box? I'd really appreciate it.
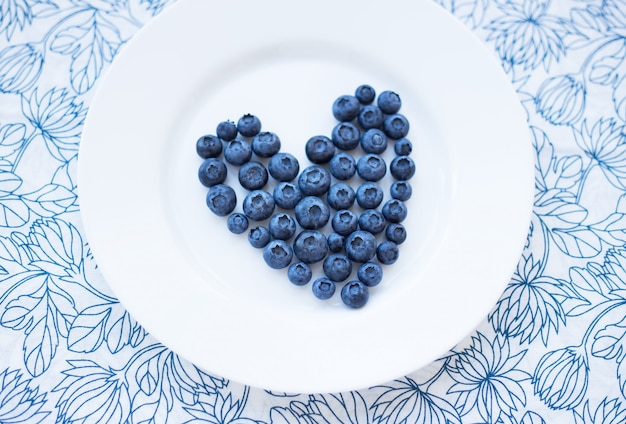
[0,0,625,421]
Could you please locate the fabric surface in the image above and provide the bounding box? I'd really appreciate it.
[0,0,625,422]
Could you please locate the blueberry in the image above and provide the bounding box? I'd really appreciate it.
[298,165,331,196]
[293,230,329,264]
[227,213,248,234]
[206,184,237,216]
[251,131,281,158]
[332,95,360,122]
[248,226,271,248]
[323,253,353,282]
[331,209,359,236]
[294,196,330,229]
[357,262,383,287]
[360,128,388,154]
[377,90,402,114]
[331,122,361,150]
[358,105,384,129]
[288,262,312,286]
[355,84,376,104]
[356,154,387,181]
[268,212,297,240]
[224,139,252,166]
[198,158,227,187]
[268,152,299,182]
[242,190,275,221]
[358,209,386,235]
[196,134,223,158]
[327,233,345,253]
[345,230,377,263]
[238,161,268,190]
[382,199,408,223]
[273,182,302,209]
[312,278,336,300]
[390,180,412,201]
[386,223,407,244]
[305,135,335,164]
[326,182,356,210]
[394,138,412,156]
[263,239,293,269]
[329,152,356,180]
[383,114,410,139]
[390,156,416,180]
[237,114,261,137]
[216,120,238,141]
[377,241,399,265]
[355,181,383,209]
[341,280,369,308]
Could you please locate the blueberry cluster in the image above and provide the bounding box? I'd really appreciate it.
[195,85,414,308]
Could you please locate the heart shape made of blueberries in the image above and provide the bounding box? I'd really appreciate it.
[195,84,415,308]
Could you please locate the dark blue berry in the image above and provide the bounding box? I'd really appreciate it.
[327,233,345,253]
[327,182,356,210]
[331,122,360,150]
[360,128,387,154]
[394,138,412,156]
[206,184,237,216]
[294,196,330,229]
[312,278,336,300]
[382,199,408,223]
[242,190,275,221]
[268,152,299,182]
[358,262,383,287]
[323,253,353,282]
[355,84,376,104]
[377,241,399,265]
[305,135,335,164]
[273,182,302,209]
[237,114,261,137]
[357,154,387,181]
[298,165,331,196]
[390,156,416,180]
[345,230,377,263]
[358,209,386,235]
[358,105,384,129]
[332,95,360,121]
[196,135,223,158]
[224,139,252,166]
[198,158,227,187]
[377,90,402,114]
[251,131,281,158]
[288,262,312,286]
[329,152,356,180]
[386,223,407,244]
[355,181,383,209]
[383,114,410,139]
[248,226,271,248]
[263,239,293,269]
[227,213,248,234]
[268,212,297,240]
[293,230,329,264]
[331,209,359,236]
[238,161,268,190]
[390,181,412,201]
[216,121,238,141]
[341,281,369,308]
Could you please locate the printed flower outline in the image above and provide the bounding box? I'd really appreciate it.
[485,0,568,71]
[577,398,626,424]
[447,333,530,423]
[0,368,49,423]
[535,73,586,126]
[490,255,568,345]
[0,0,56,41]
[0,43,44,94]
[532,345,588,410]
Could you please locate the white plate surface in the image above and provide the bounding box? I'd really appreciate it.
[78,0,534,393]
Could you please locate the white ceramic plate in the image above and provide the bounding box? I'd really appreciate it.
[78,0,534,393]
